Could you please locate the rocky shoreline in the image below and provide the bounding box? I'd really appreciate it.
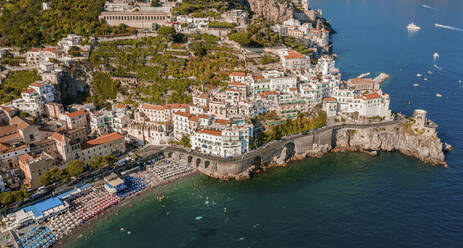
[230,116,449,180]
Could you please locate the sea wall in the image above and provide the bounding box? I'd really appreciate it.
[160,118,447,181]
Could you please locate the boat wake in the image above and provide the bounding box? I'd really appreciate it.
[435,24,463,32]
[422,4,438,10]
[433,64,443,71]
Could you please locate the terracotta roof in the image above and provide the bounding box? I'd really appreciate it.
[323,97,336,102]
[0,132,22,143]
[82,132,124,149]
[189,116,199,122]
[29,82,44,87]
[29,48,41,52]
[140,103,165,111]
[259,91,279,98]
[289,87,298,91]
[1,144,28,154]
[10,117,30,131]
[22,88,36,94]
[230,72,246,77]
[199,129,222,136]
[66,109,86,118]
[215,119,229,125]
[253,76,264,80]
[165,104,188,109]
[322,29,329,33]
[117,104,126,109]
[51,132,65,142]
[285,53,306,60]
[228,82,246,87]
[174,111,191,118]
[19,153,34,165]
[0,125,18,137]
[199,93,208,99]
[66,127,85,135]
[198,114,209,119]
[364,92,382,100]
[42,48,58,53]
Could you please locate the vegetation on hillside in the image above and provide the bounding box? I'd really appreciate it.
[228,21,280,47]
[0,0,133,49]
[91,72,120,106]
[172,0,246,16]
[89,34,243,104]
[0,70,41,103]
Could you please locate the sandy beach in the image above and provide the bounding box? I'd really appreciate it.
[57,171,199,248]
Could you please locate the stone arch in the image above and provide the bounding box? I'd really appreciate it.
[195,158,201,167]
[167,152,173,158]
[188,155,193,164]
[205,161,210,168]
[284,142,296,161]
[251,156,262,168]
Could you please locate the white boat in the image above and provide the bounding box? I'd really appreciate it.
[433,52,439,61]
[407,22,421,31]
[413,83,419,87]
[436,93,442,98]
[417,73,422,77]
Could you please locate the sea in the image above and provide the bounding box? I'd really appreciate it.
[67,0,463,247]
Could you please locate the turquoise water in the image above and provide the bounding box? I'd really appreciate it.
[69,0,463,247]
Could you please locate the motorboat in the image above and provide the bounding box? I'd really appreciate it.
[407,22,421,31]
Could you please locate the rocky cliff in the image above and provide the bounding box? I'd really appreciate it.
[246,0,297,23]
[332,122,446,166]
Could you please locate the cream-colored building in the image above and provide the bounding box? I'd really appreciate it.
[80,132,125,163]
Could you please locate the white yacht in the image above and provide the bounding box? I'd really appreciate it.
[407,22,421,31]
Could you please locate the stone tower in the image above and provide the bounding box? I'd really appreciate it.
[302,0,310,10]
[413,109,427,129]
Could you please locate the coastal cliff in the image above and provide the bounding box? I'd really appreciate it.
[332,121,446,166]
[246,0,297,22]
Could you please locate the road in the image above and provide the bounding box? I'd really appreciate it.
[160,118,404,162]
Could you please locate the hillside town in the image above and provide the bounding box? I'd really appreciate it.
[0,0,397,247]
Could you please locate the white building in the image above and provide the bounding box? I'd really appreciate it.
[12,82,55,116]
[173,111,192,140]
[278,49,311,71]
[58,34,83,53]
[42,2,50,10]
[127,121,170,146]
[89,111,112,136]
[191,125,251,158]
[327,90,391,120]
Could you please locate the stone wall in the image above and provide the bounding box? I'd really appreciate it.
[160,118,447,181]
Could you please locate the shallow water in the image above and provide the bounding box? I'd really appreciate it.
[68,0,463,247]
